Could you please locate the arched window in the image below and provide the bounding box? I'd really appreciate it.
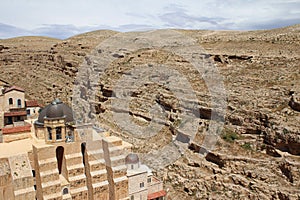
[17,99,22,107]
[62,187,69,195]
[47,127,52,140]
[8,98,13,105]
[56,127,62,140]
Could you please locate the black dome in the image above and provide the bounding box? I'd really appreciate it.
[36,99,74,124]
[125,153,139,165]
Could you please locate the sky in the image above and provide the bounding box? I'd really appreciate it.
[1,0,300,39]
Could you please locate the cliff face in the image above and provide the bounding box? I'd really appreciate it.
[0,25,300,199]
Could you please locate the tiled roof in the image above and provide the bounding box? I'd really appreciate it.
[4,111,27,117]
[4,86,25,93]
[2,124,31,134]
[147,190,167,200]
[26,100,40,107]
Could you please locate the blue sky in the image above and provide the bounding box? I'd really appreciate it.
[1,0,300,39]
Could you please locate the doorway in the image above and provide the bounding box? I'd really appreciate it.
[56,146,64,174]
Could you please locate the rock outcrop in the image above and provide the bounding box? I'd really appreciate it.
[0,25,300,199]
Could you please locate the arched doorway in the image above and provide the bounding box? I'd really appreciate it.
[56,146,64,174]
[81,143,86,166]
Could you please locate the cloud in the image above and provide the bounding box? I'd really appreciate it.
[0,0,300,38]
[0,23,33,38]
[160,12,224,28]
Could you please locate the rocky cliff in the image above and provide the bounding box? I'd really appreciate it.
[0,24,299,199]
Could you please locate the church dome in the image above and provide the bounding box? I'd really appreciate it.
[36,99,74,125]
[125,153,139,165]
[46,99,64,118]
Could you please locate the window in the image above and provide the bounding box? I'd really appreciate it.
[66,131,74,142]
[47,127,52,140]
[140,182,144,188]
[147,178,151,183]
[63,188,69,195]
[56,127,62,140]
[131,164,134,170]
[130,196,134,200]
[26,109,30,115]
[17,99,22,107]
[8,98,13,105]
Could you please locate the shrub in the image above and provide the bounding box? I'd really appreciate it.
[221,128,239,142]
[241,142,252,150]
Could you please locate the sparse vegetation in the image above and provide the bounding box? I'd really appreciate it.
[241,142,252,150]
[221,128,239,143]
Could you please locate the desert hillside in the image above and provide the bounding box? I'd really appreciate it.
[0,24,300,199]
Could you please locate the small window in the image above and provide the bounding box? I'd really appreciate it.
[47,127,52,140]
[130,196,134,200]
[17,99,22,107]
[147,178,151,183]
[63,187,69,195]
[9,98,13,105]
[131,164,134,170]
[56,127,62,140]
[26,109,30,115]
[140,182,144,188]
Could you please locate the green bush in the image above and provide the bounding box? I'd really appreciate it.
[221,128,239,142]
[241,142,252,150]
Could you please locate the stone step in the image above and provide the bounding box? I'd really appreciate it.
[87,149,104,161]
[65,153,83,164]
[14,186,35,197]
[89,159,106,171]
[43,192,62,200]
[41,180,61,195]
[112,165,127,179]
[67,163,85,176]
[38,157,57,172]
[90,169,107,183]
[70,186,88,197]
[62,193,72,200]
[108,146,127,157]
[109,155,126,167]
[40,169,59,182]
[69,174,86,189]
[92,180,109,189]
[114,175,128,183]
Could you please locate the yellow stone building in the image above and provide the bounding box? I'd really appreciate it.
[0,98,166,200]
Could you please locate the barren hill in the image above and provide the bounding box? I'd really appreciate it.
[0,25,300,199]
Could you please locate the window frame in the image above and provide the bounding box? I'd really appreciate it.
[8,98,13,105]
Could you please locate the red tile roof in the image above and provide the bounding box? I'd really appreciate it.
[4,111,27,117]
[147,190,167,200]
[26,100,40,107]
[4,86,25,93]
[2,124,31,134]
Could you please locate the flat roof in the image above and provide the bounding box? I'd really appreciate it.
[0,138,44,158]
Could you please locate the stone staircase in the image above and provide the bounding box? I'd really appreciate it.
[85,140,110,200]
[102,136,130,200]
[33,145,63,200]
[65,151,88,199]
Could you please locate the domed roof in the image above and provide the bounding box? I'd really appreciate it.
[46,99,64,118]
[36,99,74,125]
[125,153,139,165]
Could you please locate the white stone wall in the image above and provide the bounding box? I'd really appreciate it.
[3,90,25,111]
[128,172,148,199]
